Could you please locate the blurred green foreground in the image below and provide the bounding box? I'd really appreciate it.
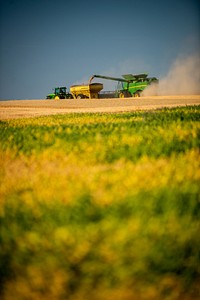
[0,106,200,300]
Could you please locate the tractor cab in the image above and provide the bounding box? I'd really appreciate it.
[55,87,66,96]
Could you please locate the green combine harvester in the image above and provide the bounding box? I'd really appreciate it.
[89,73,159,97]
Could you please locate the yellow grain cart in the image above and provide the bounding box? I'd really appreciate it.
[70,83,103,99]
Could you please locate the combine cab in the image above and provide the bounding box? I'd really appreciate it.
[46,87,73,99]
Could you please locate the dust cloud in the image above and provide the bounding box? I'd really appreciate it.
[143,54,200,96]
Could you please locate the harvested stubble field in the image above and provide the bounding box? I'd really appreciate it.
[0,95,200,119]
[0,100,200,300]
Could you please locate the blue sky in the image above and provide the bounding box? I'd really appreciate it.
[0,0,199,99]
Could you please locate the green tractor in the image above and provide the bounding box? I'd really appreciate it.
[46,87,73,99]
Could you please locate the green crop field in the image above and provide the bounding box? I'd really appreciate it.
[0,106,200,300]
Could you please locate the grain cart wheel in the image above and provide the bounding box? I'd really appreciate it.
[77,94,85,99]
[134,91,140,97]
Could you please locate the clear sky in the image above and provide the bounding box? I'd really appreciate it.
[0,0,199,99]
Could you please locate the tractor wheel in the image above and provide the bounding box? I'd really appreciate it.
[54,96,60,100]
[134,91,140,97]
[77,94,85,99]
[67,93,73,99]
